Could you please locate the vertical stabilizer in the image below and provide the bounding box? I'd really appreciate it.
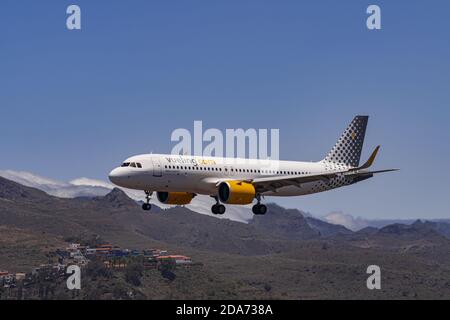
[323,116,369,167]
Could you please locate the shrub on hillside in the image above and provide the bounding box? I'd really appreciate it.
[158,259,177,281]
[125,263,144,286]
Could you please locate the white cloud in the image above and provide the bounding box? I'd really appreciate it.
[69,177,115,189]
[323,211,369,231]
[0,170,111,199]
[0,170,67,188]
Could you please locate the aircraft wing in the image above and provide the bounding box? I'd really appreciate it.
[249,171,346,193]
[249,168,398,193]
[208,146,398,194]
[249,146,398,193]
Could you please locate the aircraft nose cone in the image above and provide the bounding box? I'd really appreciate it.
[108,168,122,185]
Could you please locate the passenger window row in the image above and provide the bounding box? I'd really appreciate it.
[164,165,310,175]
[165,165,222,172]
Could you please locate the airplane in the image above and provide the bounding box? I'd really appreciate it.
[108,116,397,215]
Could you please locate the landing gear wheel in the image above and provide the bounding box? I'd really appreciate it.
[211,204,226,215]
[142,190,152,211]
[258,204,267,215]
[217,204,226,214]
[210,195,225,215]
[252,204,267,215]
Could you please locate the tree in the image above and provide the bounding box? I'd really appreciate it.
[158,259,177,281]
[113,283,131,300]
[85,259,112,279]
[0,283,8,299]
[125,263,144,286]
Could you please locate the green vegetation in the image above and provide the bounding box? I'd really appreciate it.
[158,259,177,281]
[85,258,112,280]
[125,262,144,286]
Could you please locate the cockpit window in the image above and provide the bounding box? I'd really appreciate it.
[121,162,142,168]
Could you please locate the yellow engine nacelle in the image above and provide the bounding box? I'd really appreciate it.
[218,181,256,205]
[156,192,195,205]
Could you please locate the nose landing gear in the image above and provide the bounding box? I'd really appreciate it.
[211,196,226,215]
[142,190,152,211]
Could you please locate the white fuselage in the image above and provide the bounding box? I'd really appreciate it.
[108,154,360,197]
[107,116,394,213]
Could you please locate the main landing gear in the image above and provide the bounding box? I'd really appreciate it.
[142,190,152,211]
[211,196,226,215]
[252,194,267,215]
[252,203,267,215]
[209,195,267,215]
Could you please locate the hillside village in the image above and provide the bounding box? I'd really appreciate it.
[0,242,195,298]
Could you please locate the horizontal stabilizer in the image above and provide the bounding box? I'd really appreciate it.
[345,168,399,178]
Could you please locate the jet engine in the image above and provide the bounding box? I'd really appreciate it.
[156,192,195,205]
[218,181,256,205]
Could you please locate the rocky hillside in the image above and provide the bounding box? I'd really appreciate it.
[1,176,450,299]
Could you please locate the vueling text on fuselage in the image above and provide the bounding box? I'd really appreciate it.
[165,156,216,167]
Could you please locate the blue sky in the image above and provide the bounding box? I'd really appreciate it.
[1,1,449,219]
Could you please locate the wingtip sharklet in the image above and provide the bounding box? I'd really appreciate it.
[350,145,380,171]
[366,145,380,167]
[352,145,400,173]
